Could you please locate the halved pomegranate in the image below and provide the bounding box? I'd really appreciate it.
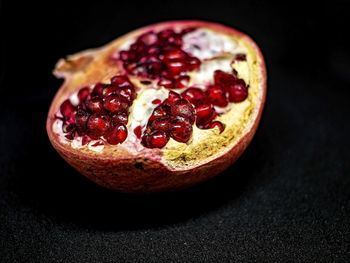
[47,20,266,193]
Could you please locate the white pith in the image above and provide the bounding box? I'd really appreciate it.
[53,28,250,153]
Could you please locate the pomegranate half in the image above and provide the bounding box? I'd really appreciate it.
[46,20,266,193]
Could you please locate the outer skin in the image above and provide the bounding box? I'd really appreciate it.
[46,20,267,193]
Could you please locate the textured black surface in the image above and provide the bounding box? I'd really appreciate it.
[1,1,350,262]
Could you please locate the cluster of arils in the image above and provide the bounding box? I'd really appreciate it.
[58,27,249,149]
[58,75,136,145]
[119,28,201,89]
[141,91,195,148]
[141,90,226,149]
[182,69,249,127]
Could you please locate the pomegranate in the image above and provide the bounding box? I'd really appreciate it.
[47,20,266,193]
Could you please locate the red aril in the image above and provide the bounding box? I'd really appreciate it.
[85,97,104,113]
[206,85,228,107]
[77,87,90,102]
[226,80,248,103]
[111,112,128,125]
[182,87,206,107]
[60,99,76,121]
[142,130,169,148]
[103,95,129,113]
[87,114,111,139]
[173,75,190,89]
[195,104,216,125]
[149,105,169,122]
[169,116,193,143]
[158,78,174,89]
[148,116,170,132]
[106,123,128,145]
[91,83,106,97]
[170,99,195,124]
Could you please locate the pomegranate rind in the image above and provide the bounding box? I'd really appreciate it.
[46,20,266,193]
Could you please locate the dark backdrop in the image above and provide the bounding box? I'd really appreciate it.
[1,1,350,262]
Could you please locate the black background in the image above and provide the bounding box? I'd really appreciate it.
[1,1,350,262]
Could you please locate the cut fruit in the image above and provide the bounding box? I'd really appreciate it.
[47,20,266,193]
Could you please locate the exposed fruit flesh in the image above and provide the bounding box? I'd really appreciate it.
[57,26,250,149]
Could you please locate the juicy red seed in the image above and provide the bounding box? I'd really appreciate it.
[103,95,129,113]
[167,91,181,103]
[103,85,118,97]
[209,121,225,133]
[169,116,193,143]
[173,75,190,89]
[146,61,163,75]
[158,78,174,89]
[75,109,90,135]
[106,123,128,145]
[91,83,106,97]
[77,87,90,102]
[60,99,76,120]
[148,116,170,132]
[214,70,236,87]
[186,57,201,71]
[149,105,168,122]
[195,104,217,125]
[162,49,187,62]
[111,112,128,125]
[130,42,146,54]
[110,75,133,88]
[142,130,169,149]
[166,61,187,76]
[182,87,206,106]
[119,50,129,61]
[226,81,248,103]
[138,31,158,46]
[115,86,136,105]
[158,29,175,41]
[134,126,142,139]
[206,86,228,107]
[152,99,161,104]
[87,114,111,139]
[85,97,104,113]
[171,99,196,124]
